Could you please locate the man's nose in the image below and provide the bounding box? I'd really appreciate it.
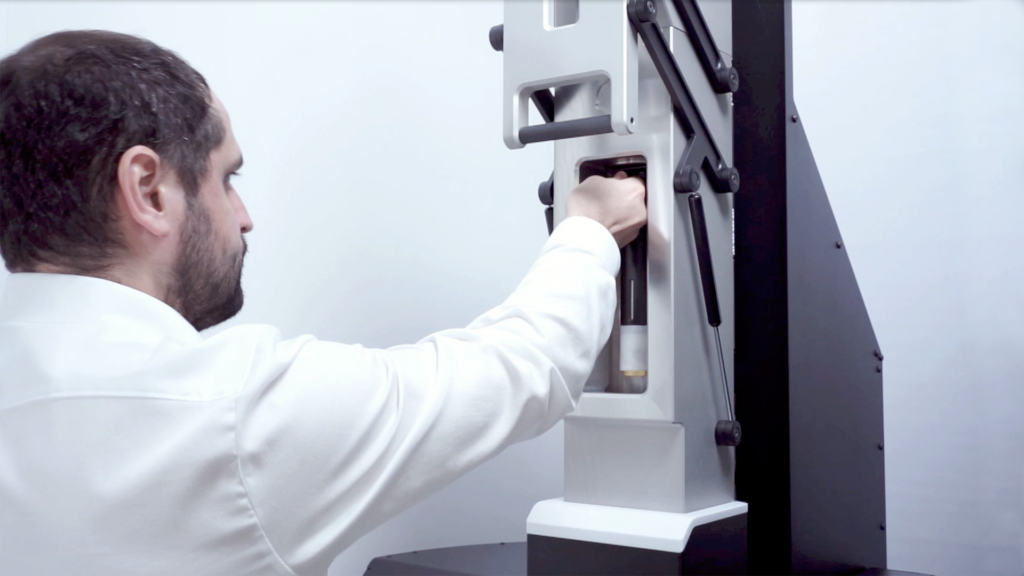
[233,193,254,234]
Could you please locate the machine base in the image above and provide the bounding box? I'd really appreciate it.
[527,498,747,552]
[365,542,526,576]
[528,513,746,575]
[364,506,749,573]
[364,543,931,576]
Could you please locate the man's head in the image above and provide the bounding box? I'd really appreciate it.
[0,30,253,331]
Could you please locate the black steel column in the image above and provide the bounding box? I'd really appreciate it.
[732,1,887,573]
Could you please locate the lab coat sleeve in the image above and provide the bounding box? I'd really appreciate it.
[234,216,620,576]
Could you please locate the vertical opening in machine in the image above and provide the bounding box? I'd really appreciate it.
[579,155,648,395]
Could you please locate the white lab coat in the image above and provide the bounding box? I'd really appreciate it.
[0,217,619,576]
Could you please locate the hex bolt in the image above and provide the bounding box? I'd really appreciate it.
[876,365,883,373]
[836,241,843,249]
[878,442,884,450]
[880,523,886,531]
[791,114,798,123]
[874,350,884,361]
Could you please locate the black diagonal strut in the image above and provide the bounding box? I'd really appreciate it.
[530,89,556,124]
[673,0,740,94]
[627,0,739,194]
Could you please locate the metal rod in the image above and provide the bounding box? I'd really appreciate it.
[519,114,613,145]
[714,325,734,422]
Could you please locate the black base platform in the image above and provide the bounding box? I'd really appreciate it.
[364,542,927,576]
[365,542,526,576]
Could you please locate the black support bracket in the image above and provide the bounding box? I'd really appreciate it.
[626,0,739,194]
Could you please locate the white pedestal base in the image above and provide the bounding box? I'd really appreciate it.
[526,498,748,553]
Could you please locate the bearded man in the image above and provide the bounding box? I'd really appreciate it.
[0,30,646,575]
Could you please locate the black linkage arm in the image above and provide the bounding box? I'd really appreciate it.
[674,0,740,94]
[626,0,739,194]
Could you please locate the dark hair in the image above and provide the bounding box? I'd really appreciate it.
[0,30,225,273]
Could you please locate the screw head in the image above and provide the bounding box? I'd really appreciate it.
[836,241,843,249]
[878,442,884,450]
[876,365,883,373]
[728,68,740,92]
[646,0,657,14]
[791,114,798,123]
[880,523,886,531]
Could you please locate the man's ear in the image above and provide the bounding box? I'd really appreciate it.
[116,145,181,237]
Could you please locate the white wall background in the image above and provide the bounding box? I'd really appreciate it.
[0,1,1021,575]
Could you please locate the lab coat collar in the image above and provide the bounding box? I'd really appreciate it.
[0,273,202,345]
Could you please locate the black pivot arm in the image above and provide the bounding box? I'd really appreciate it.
[626,0,739,195]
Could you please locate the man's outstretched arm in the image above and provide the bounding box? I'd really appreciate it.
[234,175,646,575]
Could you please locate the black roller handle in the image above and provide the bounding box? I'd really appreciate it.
[519,115,613,145]
[687,193,721,327]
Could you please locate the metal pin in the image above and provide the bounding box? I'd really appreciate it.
[714,326,734,422]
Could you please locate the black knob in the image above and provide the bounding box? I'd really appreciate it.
[489,25,504,52]
[715,420,742,447]
[726,68,740,93]
[538,176,554,206]
[716,166,740,193]
[674,165,701,192]
[629,0,657,23]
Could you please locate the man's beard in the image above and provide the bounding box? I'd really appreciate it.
[169,198,246,332]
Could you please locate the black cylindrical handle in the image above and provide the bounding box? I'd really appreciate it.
[688,193,721,327]
[519,115,613,145]
[620,229,648,326]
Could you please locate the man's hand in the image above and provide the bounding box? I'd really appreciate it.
[565,172,647,248]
